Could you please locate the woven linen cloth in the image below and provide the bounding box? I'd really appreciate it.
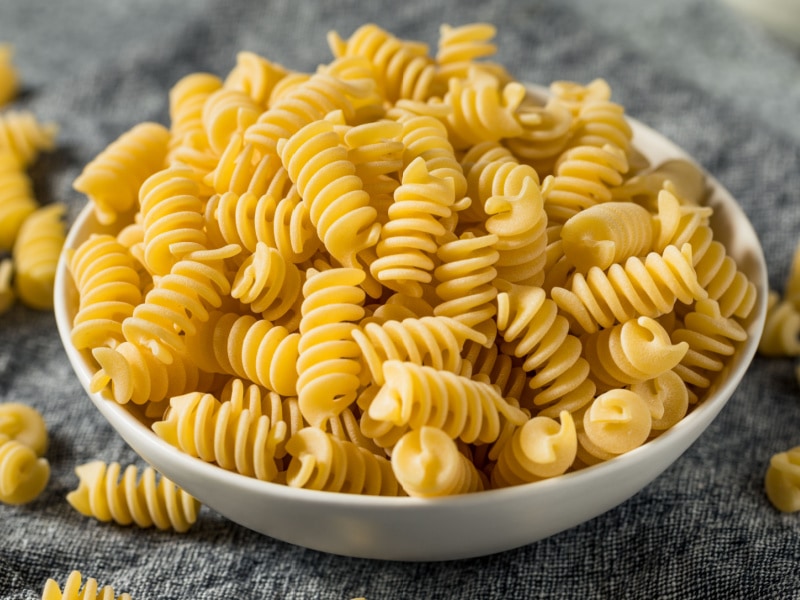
[1,0,799,598]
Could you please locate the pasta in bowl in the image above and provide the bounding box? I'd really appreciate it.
[53,23,766,561]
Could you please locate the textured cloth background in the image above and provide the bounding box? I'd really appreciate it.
[1,0,800,598]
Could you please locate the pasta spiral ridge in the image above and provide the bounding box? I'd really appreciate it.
[491,410,577,487]
[296,267,366,426]
[68,233,143,350]
[41,571,132,600]
[0,151,37,251]
[168,72,223,149]
[568,96,633,158]
[90,341,216,406]
[0,434,50,505]
[435,23,499,82]
[494,280,595,415]
[66,460,200,532]
[366,360,528,445]
[505,97,573,177]
[244,58,377,156]
[541,143,629,226]
[0,44,18,107]
[433,230,500,343]
[278,118,381,277]
[121,244,238,363]
[152,389,286,482]
[205,132,284,197]
[0,109,57,168]
[223,50,289,108]
[758,291,800,357]
[138,165,209,277]
[231,241,304,326]
[670,298,748,398]
[328,24,437,103]
[0,402,48,457]
[392,426,485,497]
[201,87,262,156]
[765,446,800,513]
[370,157,454,296]
[190,310,300,397]
[581,316,689,389]
[73,122,169,225]
[285,426,400,495]
[551,243,707,335]
[352,315,487,386]
[13,203,66,310]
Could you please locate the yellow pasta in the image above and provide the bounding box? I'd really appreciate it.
[41,570,132,600]
[13,203,66,310]
[0,433,50,505]
[67,23,759,497]
[0,109,57,168]
[0,44,18,106]
[0,149,37,251]
[66,460,200,532]
[757,290,800,357]
[0,402,48,456]
[0,257,13,314]
[764,446,800,513]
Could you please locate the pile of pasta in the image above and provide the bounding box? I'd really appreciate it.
[757,240,800,513]
[67,23,759,498]
[0,43,64,313]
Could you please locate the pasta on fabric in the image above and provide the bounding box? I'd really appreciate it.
[0,44,17,107]
[0,109,57,168]
[0,150,37,251]
[66,460,200,532]
[764,446,800,513]
[0,402,48,457]
[66,22,759,497]
[13,202,66,310]
[0,434,50,505]
[41,570,132,600]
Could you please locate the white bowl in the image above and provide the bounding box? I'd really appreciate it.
[54,111,768,562]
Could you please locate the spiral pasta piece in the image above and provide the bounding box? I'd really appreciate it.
[244,57,377,156]
[505,97,573,177]
[579,388,652,458]
[671,298,749,399]
[278,118,380,277]
[0,109,57,168]
[560,201,654,272]
[758,291,800,357]
[205,133,284,197]
[433,230,499,342]
[0,402,48,457]
[366,360,527,445]
[285,427,400,495]
[152,390,286,482]
[0,434,50,505]
[224,50,289,108]
[328,23,437,103]
[13,203,66,310]
[90,340,216,406]
[551,243,707,335]
[68,233,143,350]
[121,243,236,362]
[0,44,18,106]
[352,315,486,386]
[41,571,132,600]
[435,23,499,82]
[392,426,485,497]
[494,280,595,416]
[73,122,169,225]
[138,165,210,277]
[582,316,689,388]
[66,460,200,532]
[542,144,629,226]
[491,410,577,487]
[630,370,689,431]
[201,87,262,156]
[0,150,37,251]
[441,69,525,150]
[765,446,800,513]
[370,157,454,296]
[168,71,223,146]
[296,267,366,426]
[567,94,633,159]
[189,310,300,397]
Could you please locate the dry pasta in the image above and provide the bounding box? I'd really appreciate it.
[0,150,37,251]
[67,23,759,498]
[764,446,800,513]
[42,570,132,600]
[13,202,66,310]
[0,433,50,505]
[0,44,18,107]
[66,460,200,532]
[0,401,48,456]
[0,257,13,314]
[0,109,57,168]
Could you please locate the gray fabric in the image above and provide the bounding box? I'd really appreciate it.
[2,0,800,597]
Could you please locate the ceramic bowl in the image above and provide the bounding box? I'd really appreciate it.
[53,104,768,562]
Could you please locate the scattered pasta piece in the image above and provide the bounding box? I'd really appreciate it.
[0,44,18,107]
[0,258,14,314]
[0,109,58,168]
[66,461,200,532]
[0,401,48,456]
[0,433,50,505]
[764,446,800,513]
[41,571,132,600]
[12,202,66,310]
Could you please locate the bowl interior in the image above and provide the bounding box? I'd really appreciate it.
[53,102,768,561]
